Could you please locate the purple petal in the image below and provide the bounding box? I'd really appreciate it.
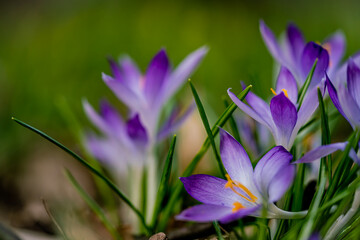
[301,42,330,87]
[268,164,295,202]
[295,84,320,126]
[333,52,360,87]
[286,23,305,65]
[102,73,142,111]
[99,100,125,132]
[245,91,274,127]
[85,133,126,170]
[157,103,195,141]
[126,114,148,146]
[108,57,124,81]
[219,205,260,224]
[270,92,297,147]
[83,99,110,135]
[119,55,142,91]
[347,59,360,106]
[144,49,171,105]
[161,46,208,104]
[228,89,275,134]
[259,20,283,64]
[236,114,260,155]
[275,67,298,104]
[254,146,293,199]
[326,76,349,123]
[180,175,238,207]
[176,204,233,222]
[219,128,253,186]
[294,142,347,163]
[323,31,346,76]
[338,83,360,128]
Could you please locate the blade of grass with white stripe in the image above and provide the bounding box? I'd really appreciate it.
[65,169,122,240]
[157,85,252,231]
[150,135,177,230]
[12,117,151,234]
[189,79,225,177]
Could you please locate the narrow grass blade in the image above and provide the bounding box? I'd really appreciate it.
[65,170,122,240]
[213,221,225,240]
[150,135,177,230]
[291,163,305,212]
[297,59,318,110]
[42,199,69,240]
[298,87,329,240]
[222,97,241,143]
[157,85,252,231]
[298,163,326,240]
[325,131,360,201]
[57,97,119,224]
[189,80,225,177]
[337,215,360,239]
[12,117,151,234]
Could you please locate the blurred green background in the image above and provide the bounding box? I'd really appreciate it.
[1,0,360,213]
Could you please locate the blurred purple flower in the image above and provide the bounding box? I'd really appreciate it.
[83,99,148,172]
[176,129,306,223]
[260,20,344,88]
[103,46,208,140]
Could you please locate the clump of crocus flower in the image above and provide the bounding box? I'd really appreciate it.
[11,19,360,240]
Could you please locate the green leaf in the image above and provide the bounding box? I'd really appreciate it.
[12,117,151,234]
[213,221,225,240]
[189,80,225,177]
[297,59,318,110]
[65,170,122,240]
[157,85,252,231]
[150,135,177,230]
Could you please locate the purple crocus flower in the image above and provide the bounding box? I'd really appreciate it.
[176,129,306,223]
[103,47,208,140]
[228,67,320,150]
[327,58,360,130]
[83,99,148,172]
[260,20,344,88]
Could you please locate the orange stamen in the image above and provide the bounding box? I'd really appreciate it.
[270,88,277,96]
[225,174,258,203]
[232,202,245,212]
[270,88,289,99]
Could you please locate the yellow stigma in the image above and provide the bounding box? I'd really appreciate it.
[225,174,257,203]
[270,88,289,98]
[232,202,245,212]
